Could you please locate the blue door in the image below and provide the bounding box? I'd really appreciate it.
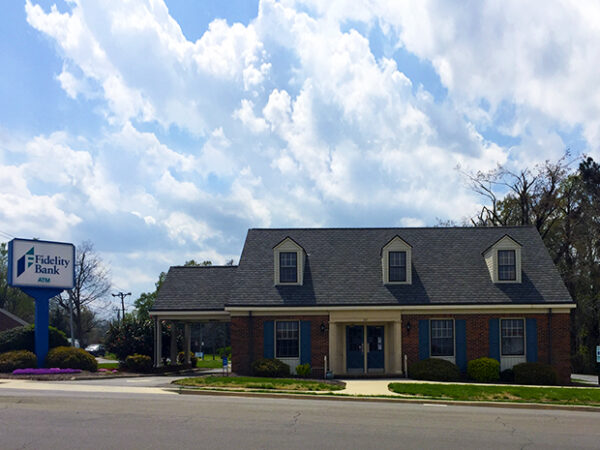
[346,326,364,371]
[367,326,384,371]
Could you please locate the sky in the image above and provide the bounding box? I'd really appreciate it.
[1,0,599,312]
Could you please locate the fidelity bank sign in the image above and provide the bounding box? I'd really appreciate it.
[8,239,75,289]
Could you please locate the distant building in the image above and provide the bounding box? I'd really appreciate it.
[151,226,574,383]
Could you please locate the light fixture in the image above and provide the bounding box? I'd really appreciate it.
[320,322,327,333]
[406,321,411,333]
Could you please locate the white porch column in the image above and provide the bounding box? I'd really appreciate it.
[154,317,162,367]
[184,323,191,364]
[393,319,403,375]
[170,321,178,364]
[328,322,341,375]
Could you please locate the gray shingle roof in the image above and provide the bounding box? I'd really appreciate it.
[153,266,236,311]
[227,226,573,307]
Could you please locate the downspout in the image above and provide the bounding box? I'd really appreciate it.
[248,311,254,374]
[547,309,552,365]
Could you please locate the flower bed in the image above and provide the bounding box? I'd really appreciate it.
[12,368,82,375]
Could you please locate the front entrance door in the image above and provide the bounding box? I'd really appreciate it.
[346,325,385,373]
[346,325,364,372]
[367,326,384,372]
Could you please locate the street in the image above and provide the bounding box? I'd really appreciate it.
[1,386,599,449]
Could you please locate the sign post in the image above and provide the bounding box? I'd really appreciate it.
[596,345,600,385]
[7,239,75,367]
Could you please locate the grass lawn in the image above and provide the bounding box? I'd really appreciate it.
[196,355,226,369]
[388,382,600,407]
[175,375,345,392]
[98,362,119,370]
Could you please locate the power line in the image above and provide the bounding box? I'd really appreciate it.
[112,292,131,322]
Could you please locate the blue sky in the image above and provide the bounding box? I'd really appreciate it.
[1,0,598,311]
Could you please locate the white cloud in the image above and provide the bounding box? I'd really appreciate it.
[18,0,600,300]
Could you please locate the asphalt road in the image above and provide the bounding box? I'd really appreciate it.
[1,389,599,449]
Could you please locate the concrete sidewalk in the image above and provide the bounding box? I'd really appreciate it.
[339,379,403,396]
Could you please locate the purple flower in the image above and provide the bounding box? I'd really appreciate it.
[12,368,82,375]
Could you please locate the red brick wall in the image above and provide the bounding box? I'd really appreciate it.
[0,311,25,332]
[231,315,329,378]
[402,312,571,384]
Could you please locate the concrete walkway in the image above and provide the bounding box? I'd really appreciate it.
[339,379,403,396]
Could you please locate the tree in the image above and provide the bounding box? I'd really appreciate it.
[0,242,34,322]
[134,271,166,320]
[54,241,111,347]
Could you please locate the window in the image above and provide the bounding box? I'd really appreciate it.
[498,250,516,281]
[279,252,297,283]
[389,251,407,282]
[501,319,524,356]
[431,319,454,357]
[276,321,299,358]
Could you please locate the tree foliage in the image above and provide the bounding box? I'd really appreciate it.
[465,155,600,372]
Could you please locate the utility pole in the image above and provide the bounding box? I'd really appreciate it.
[112,292,131,322]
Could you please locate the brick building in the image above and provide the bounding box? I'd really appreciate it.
[151,226,574,383]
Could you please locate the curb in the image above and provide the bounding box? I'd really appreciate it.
[168,387,600,413]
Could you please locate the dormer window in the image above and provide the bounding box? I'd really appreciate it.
[482,235,522,283]
[279,252,297,283]
[498,250,516,281]
[382,236,412,284]
[389,251,407,282]
[273,237,305,285]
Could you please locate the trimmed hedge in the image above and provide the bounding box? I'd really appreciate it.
[0,350,37,372]
[513,362,558,385]
[408,358,461,382]
[295,363,311,378]
[122,354,153,373]
[177,351,198,367]
[467,357,500,382]
[45,346,98,372]
[500,369,515,383]
[251,358,290,377]
[0,325,68,353]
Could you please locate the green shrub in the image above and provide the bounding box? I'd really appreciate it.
[251,358,290,377]
[122,354,153,373]
[45,346,97,372]
[513,362,557,385]
[408,358,461,382]
[216,346,232,359]
[295,363,311,378]
[0,350,37,372]
[500,369,515,383]
[0,325,68,353]
[467,357,500,382]
[177,351,198,367]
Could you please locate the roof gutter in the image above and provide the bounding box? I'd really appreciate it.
[225,303,576,313]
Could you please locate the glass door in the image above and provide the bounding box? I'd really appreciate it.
[367,326,384,371]
[346,325,364,372]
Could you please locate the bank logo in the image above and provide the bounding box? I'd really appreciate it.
[17,247,35,277]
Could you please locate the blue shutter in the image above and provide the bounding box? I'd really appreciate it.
[263,321,274,358]
[526,318,538,362]
[300,321,311,365]
[418,320,430,360]
[489,318,500,362]
[455,320,467,372]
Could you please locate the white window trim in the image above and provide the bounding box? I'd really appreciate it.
[430,318,455,359]
[273,238,304,286]
[382,236,412,285]
[500,317,526,357]
[274,320,300,359]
